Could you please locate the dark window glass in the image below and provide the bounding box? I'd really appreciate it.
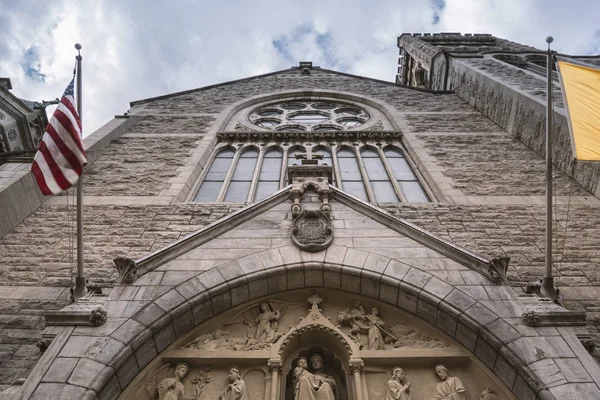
[225,148,258,202]
[254,148,283,201]
[194,149,234,202]
[384,147,429,202]
[361,148,398,202]
[338,147,367,200]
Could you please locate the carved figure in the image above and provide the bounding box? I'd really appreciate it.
[137,363,211,400]
[433,365,466,400]
[113,256,138,284]
[224,300,302,350]
[157,363,190,400]
[338,302,394,350]
[219,367,250,400]
[387,367,412,400]
[183,329,245,351]
[294,356,336,400]
[479,388,498,400]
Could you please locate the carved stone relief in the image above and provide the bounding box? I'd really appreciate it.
[135,363,211,400]
[122,290,515,400]
[291,210,333,252]
[338,301,449,350]
[434,364,466,400]
[182,300,303,351]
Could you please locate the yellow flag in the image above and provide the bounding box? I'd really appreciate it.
[558,60,600,161]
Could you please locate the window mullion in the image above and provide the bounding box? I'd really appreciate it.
[216,146,241,202]
[354,145,376,203]
[377,146,407,202]
[247,147,265,203]
[331,144,342,187]
[280,146,289,188]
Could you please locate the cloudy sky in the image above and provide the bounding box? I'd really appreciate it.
[1,0,599,135]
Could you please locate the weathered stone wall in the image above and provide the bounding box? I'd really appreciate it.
[0,203,242,389]
[82,136,203,196]
[417,134,589,196]
[139,69,474,114]
[448,57,600,195]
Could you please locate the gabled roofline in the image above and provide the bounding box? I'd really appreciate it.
[133,184,500,284]
[129,66,453,107]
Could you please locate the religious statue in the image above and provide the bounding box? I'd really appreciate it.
[338,301,395,350]
[137,363,211,400]
[293,356,336,400]
[386,367,412,400]
[433,364,466,400]
[219,367,250,400]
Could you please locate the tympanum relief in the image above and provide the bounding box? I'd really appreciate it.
[123,290,515,400]
[338,300,449,350]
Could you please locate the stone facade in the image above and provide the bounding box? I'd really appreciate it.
[0,37,599,398]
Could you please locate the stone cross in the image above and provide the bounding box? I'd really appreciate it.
[295,147,323,165]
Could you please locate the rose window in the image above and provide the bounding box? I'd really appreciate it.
[248,101,370,131]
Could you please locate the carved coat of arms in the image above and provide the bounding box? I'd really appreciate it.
[291,210,333,252]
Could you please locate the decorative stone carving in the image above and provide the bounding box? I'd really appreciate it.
[487,255,510,284]
[433,364,466,400]
[291,210,333,252]
[183,328,245,351]
[479,388,498,400]
[293,354,337,400]
[218,367,250,400]
[137,363,211,400]
[339,302,391,350]
[36,339,49,354]
[387,367,412,400]
[338,301,449,350]
[218,131,403,144]
[114,256,139,284]
[348,361,364,373]
[234,122,257,132]
[183,300,301,351]
[89,306,107,326]
[521,309,540,326]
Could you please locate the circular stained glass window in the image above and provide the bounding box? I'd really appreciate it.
[248,100,370,131]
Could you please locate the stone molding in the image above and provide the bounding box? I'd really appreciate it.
[23,259,600,400]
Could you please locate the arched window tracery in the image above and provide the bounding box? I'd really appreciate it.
[191,97,431,204]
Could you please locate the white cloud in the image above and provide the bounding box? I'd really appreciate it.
[1,0,598,135]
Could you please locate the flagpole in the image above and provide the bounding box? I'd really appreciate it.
[541,36,557,301]
[73,43,87,301]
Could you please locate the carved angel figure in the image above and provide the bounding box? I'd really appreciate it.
[338,301,394,350]
[387,367,412,400]
[224,300,301,350]
[136,363,208,400]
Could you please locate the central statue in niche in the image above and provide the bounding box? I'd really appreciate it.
[293,354,337,400]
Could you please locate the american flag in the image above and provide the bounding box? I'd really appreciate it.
[31,79,87,195]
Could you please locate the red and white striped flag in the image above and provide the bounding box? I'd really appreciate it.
[31,78,87,195]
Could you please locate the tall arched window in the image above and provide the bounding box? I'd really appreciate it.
[254,148,283,201]
[193,148,235,202]
[385,147,429,202]
[224,147,259,202]
[337,147,368,201]
[361,147,398,202]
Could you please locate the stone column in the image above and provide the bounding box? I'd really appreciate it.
[349,361,365,400]
[268,361,282,400]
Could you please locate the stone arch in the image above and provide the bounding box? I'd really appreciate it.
[214,89,406,132]
[80,259,563,399]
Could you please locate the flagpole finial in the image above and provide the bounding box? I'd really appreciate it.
[546,36,554,45]
[74,43,82,50]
